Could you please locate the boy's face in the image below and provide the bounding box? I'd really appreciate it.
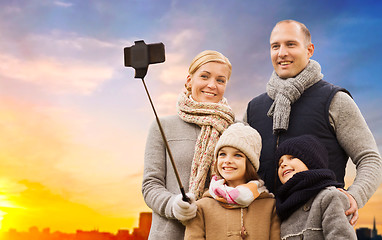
[278,155,309,184]
[217,146,247,187]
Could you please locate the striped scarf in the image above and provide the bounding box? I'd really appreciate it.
[177,91,235,200]
[209,175,271,208]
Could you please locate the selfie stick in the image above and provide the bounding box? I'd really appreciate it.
[124,40,190,202]
[141,78,190,202]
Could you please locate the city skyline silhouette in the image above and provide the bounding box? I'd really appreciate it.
[0,213,380,240]
[0,212,152,240]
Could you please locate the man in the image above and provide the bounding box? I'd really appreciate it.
[245,20,382,225]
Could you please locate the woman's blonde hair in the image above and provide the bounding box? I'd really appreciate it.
[188,50,232,80]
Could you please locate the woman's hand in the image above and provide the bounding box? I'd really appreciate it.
[172,193,197,221]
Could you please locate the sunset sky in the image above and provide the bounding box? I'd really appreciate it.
[0,0,382,235]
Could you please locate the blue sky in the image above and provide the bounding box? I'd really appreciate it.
[0,0,381,233]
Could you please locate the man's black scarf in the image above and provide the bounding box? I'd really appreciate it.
[276,169,344,221]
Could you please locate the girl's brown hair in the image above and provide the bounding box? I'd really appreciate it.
[244,158,260,182]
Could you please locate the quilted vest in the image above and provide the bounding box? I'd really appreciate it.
[246,80,350,192]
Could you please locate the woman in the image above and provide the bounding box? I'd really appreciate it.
[142,50,235,239]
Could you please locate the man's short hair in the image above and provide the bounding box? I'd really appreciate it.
[274,19,312,46]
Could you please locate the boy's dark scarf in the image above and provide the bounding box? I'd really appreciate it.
[275,169,344,221]
[266,59,323,134]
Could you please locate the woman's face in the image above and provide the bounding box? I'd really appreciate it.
[186,62,229,103]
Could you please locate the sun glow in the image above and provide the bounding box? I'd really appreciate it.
[0,195,18,231]
[0,210,5,229]
[0,178,27,232]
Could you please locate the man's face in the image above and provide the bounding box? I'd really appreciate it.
[270,22,314,79]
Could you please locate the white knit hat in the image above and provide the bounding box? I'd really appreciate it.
[214,122,262,171]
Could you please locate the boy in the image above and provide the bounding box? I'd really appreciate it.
[275,135,356,239]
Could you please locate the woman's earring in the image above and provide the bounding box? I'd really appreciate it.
[185,84,191,92]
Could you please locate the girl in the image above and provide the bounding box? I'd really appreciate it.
[142,50,235,239]
[185,123,281,240]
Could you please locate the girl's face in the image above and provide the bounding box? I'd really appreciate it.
[186,62,229,103]
[278,154,309,184]
[217,146,247,187]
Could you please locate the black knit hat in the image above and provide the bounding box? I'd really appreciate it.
[275,135,328,170]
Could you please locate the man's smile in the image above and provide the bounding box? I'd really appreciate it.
[279,61,293,66]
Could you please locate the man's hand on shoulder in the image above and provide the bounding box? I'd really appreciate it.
[337,188,359,226]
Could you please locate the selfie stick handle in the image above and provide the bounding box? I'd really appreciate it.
[141,78,190,203]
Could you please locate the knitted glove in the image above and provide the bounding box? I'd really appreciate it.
[172,193,197,221]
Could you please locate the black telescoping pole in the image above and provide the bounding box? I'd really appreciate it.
[140,77,190,202]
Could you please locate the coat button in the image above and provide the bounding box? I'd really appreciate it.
[303,204,310,211]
